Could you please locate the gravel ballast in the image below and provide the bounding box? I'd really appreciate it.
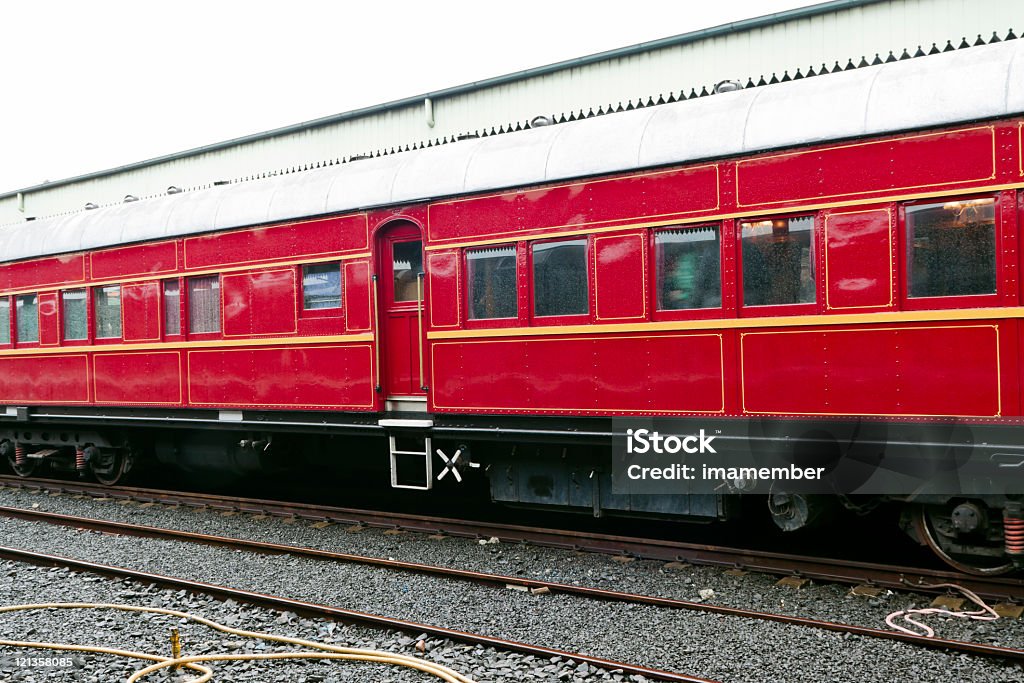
[0,485,1020,682]
[0,561,617,683]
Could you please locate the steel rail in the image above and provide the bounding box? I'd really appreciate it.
[1,475,1022,602]
[0,544,714,683]
[3,504,1023,663]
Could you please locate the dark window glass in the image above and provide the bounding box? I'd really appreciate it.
[62,289,87,340]
[0,298,9,344]
[467,246,517,319]
[907,198,996,298]
[303,264,342,310]
[164,280,181,335]
[189,276,221,333]
[392,241,423,303]
[656,226,721,310]
[533,239,588,317]
[741,216,815,306]
[16,294,38,343]
[94,285,122,338]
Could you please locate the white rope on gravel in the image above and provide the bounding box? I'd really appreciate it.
[885,583,1000,638]
[0,603,477,683]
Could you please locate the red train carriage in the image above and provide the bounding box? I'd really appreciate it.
[1,39,1023,572]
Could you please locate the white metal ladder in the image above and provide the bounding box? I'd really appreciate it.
[387,432,433,491]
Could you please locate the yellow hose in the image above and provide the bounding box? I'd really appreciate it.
[0,603,477,683]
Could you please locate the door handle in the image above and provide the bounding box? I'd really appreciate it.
[372,274,381,393]
[417,271,427,391]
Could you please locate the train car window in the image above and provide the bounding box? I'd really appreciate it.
[907,197,996,298]
[62,289,88,340]
[741,216,815,306]
[94,285,122,339]
[0,298,10,344]
[467,246,517,319]
[393,242,423,303]
[163,280,181,335]
[188,275,221,333]
[656,226,721,310]
[15,294,39,343]
[532,239,588,317]
[302,264,342,310]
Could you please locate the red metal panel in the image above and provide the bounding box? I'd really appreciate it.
[997,321,1020,417]
[369,206,429,234]
[429,192,516,242]
[430,333,724,414]
[737,126,996,207]
[0,355,89,403]
[93,352,182,404]
[741,324,1002,417]
[518,184,598,233]
[384,313,419,395]
[999,189,1020,308]
[343,261,371,332]
[122,282,161,342]
[427,166,719,244]
[90,241,177,280]
[431,338,527,412]
[1015,189,1024,305]
[427,251,460,329]
[37,292,59,346]
[184,214,369,269]
[222,269,297,337]
[0,255,85,292]
[1019,320,1024,418]
[823,208,894,310]
[639,166,720,217]
[187,344,374,409]
[594,233,646,321]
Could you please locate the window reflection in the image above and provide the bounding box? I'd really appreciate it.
[533,239,588,317]
[164,280,181,335]
[907,197,996,298]
[741,216,815,306]
[0,298,10,344]
[189,276,221,334]
[16,294,39,343]
[303,264,342,310]
[63,289,87,340]
[656,226,721,310]
[468,246,517,319]
[94,286,122,339]
[393,241,423,303]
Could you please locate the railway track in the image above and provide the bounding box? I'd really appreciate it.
[1,474,1021,602]
[1,502,1022,665]
[0,543,713,683]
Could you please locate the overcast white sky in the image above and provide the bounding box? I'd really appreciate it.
[0,1,820,194]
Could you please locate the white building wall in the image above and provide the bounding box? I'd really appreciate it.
[1,0,1019,227]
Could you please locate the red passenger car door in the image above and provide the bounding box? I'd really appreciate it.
[377,223,427,398]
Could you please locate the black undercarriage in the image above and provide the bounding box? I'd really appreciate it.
[2,405,1022,574]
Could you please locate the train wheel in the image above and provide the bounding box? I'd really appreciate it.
[911,505,1014,576]
[1,440,37,478]
[88,446,132,486]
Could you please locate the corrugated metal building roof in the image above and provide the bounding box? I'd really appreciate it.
[5,37,1019,265]
[1,0,1020,226]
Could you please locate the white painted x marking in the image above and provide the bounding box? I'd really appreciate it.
[436,447,463,482]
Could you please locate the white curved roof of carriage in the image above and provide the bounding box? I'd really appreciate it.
[3,39,1024,265]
